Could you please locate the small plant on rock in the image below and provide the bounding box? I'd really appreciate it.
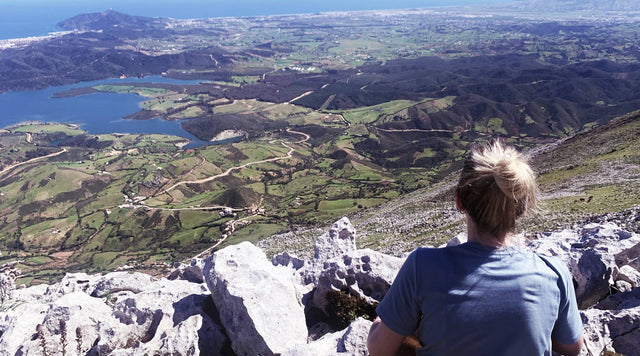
[324,289,377,330]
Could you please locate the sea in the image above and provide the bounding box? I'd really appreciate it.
[0,0,513,39]
[0,0,510,147]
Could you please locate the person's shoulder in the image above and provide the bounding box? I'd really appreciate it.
[533,253,572,280]
[413,246,445,258]
[408,246,449,269]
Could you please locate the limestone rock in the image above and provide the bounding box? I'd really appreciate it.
[314,217,357,262]
[580,288,640,356]
[203,241,307,356]
[306,217,403,313]
[337,317,373,355]
[272,251,310,287]
[312,249,403,311]
[617,265,640,288]
[168,258,205,284]
[444,231,467,247]
[272,251,307,271]
[90,271,156,297]
[282,317,373,356]
[0,273,14,305]
[529,222,640,309]
[0,272,228,356]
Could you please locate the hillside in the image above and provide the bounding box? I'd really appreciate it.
[259,110,640,257]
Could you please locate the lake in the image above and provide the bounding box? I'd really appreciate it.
[0,76,213,149]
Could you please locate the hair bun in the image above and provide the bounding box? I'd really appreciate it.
[456,141,538,235]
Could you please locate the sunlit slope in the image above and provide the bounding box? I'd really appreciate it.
[260,111,640,257]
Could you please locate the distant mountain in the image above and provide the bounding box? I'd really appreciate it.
[57,9,162,32]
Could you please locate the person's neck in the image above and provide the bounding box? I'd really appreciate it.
[466,216,509,248]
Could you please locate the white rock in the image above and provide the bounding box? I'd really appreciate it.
[314,217,357,262]
[444,231,467,247]
[0,273,227,356]
[282,317,373,356]
[91,271,156,297]
[0,300,49,354]
[617,265,640,287]
[0,273,14,305]
[204,241,308,356]
[580,296,640,356]
[337,317,373,355]
[529,223,640,309]
[312,249,403,311]
[168,258,205,284]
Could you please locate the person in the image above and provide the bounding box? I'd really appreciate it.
[367,141,584,356]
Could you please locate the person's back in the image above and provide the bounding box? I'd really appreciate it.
[367,141,584,356]
[394,244,579,355]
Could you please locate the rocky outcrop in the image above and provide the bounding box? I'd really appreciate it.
[527,223,640,356]
[529,223,640,309]
[0,272,226,355]
[302,217,403,314]
[203,241,308,355]
[0,218,638,355]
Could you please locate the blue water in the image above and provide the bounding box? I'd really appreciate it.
[0,0,512,147]
[0,0,512,40]
[0,76,211,148]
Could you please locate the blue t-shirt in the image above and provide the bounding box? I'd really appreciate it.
[376,242,583,356]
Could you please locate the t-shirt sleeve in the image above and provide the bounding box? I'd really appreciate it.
[375,249,422,336]
[550,258,584,344]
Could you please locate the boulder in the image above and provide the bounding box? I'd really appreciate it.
[443,231,468,247]
[282,317,373,356]
[0,272,228,356]
[580,288,640,356]
[0,273,14,305]
[306,217,403,313]
[529,222,640,309]
[90,271,156,297]
[314,217,357,262]
[337,317,373,355]
[312,249,403,311]
[203,241,307,356]
[617,265,640,288]
[168,258,206,284]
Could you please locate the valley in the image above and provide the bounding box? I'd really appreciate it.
[0,6,639,285]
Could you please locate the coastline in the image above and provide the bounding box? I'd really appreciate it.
[2,121,81,131]
[0,31,75,51]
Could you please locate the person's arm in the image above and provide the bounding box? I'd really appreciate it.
[545,256,584,356]
[552,334,583,356]
[367,317,406,356]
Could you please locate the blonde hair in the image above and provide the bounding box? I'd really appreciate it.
[456,141,537,236]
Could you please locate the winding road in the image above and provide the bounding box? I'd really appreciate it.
[0,148,67,177]
[159,129,310,195]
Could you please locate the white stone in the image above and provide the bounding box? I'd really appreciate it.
[203,241,308,356]
[90,271,156,297]
[445,232,468,247]
[529,223,640,308]
[312,249,403,311]
[314,217,357,262]
[617,265,640,287]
